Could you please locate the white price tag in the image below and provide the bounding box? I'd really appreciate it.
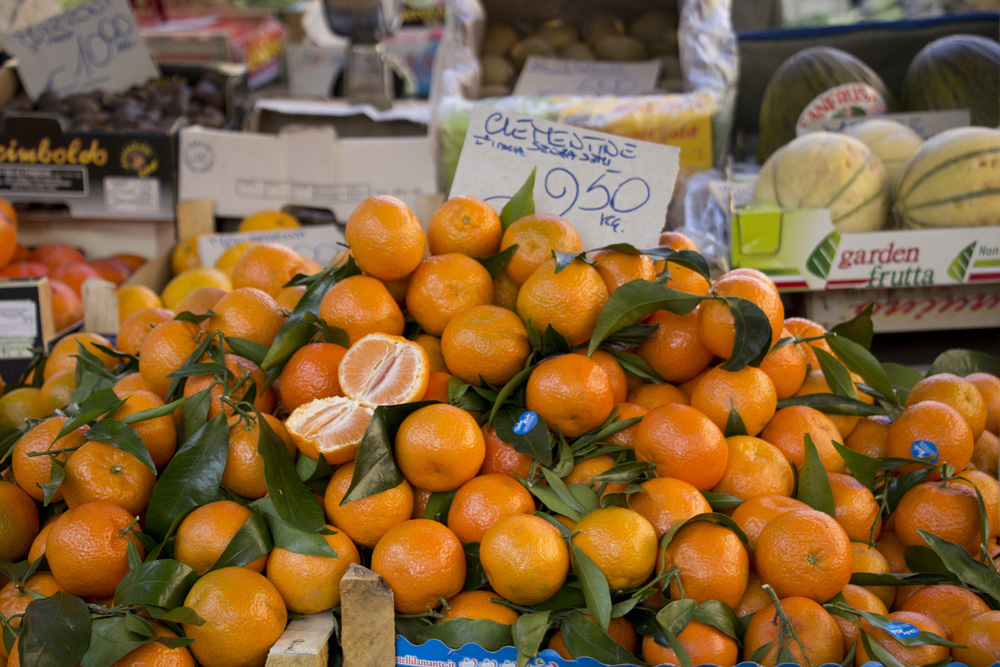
[450,107,680,250]
[197,225,347,268]
[3,0,160,101]
[0,300,39,339]
[514,57,661,97]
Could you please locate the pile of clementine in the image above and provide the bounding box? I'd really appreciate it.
[0,188,999,667]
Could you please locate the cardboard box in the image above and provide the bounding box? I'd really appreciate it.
[0,63,246,221]
[140,12,287,89]
[806,284,1000,333]
[15,213,177,264]
[730,206,1000,292]
[177,122,438,222]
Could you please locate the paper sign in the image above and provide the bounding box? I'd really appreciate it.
[806,109,970,140]
[513,57,661,97]
[4,0,160,100]
[0,278,56,385]
[450,107,680,250]
[197,225,347,268]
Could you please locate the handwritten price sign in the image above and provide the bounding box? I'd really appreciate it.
[4,0,159,101]
[450,107,680,249]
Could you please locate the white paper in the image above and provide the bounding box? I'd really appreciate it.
[514,57,661,97]
[449,107,680,250]
[0,300,38,338]
[3,0,159,100]
[253,98,431,125]
[197,225,347,268]
[808,109,970,140]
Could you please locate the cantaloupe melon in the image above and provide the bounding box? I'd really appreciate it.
[894,126,1000,229]
[758,47,894,162]
[846,120,924,191]
[753,132,891,233]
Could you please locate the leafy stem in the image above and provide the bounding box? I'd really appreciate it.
[762,584,815,667]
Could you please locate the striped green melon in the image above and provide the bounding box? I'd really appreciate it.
[846,119,924,192]
[894,126,1000,229]
[753,132,891,233]
[902,35,1000,128]
[758,47,894,162]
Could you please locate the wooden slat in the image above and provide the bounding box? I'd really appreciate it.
[265,612,335,667]
[341,565,395,667]
[82,278,118,336]
[175,198,215,244]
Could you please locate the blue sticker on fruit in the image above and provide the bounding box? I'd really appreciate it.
[910,439,939,463]
[886,621,921,640]
[513,410,539,434]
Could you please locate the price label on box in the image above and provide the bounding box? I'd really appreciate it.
[450,107,680,250]
[0,278,55,385]
[3,0,159,100]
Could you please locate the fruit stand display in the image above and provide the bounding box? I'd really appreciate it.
[0,0,999,665]
[0,169,999,667]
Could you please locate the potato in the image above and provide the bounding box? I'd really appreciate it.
[593,35,648,61]
[482,54,515,86]
[510,37,556,69]
[482,23,519,56]
[532,22,581,49]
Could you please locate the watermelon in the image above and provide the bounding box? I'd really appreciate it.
[894,126,1000,229]
[758,47,894,162]
[753,132,891,233]
[902,35,1000,128]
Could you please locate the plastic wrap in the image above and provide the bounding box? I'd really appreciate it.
[429,0,737,193]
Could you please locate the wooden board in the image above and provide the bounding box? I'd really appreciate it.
[341,565,395,667]
[266,612,336,667]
